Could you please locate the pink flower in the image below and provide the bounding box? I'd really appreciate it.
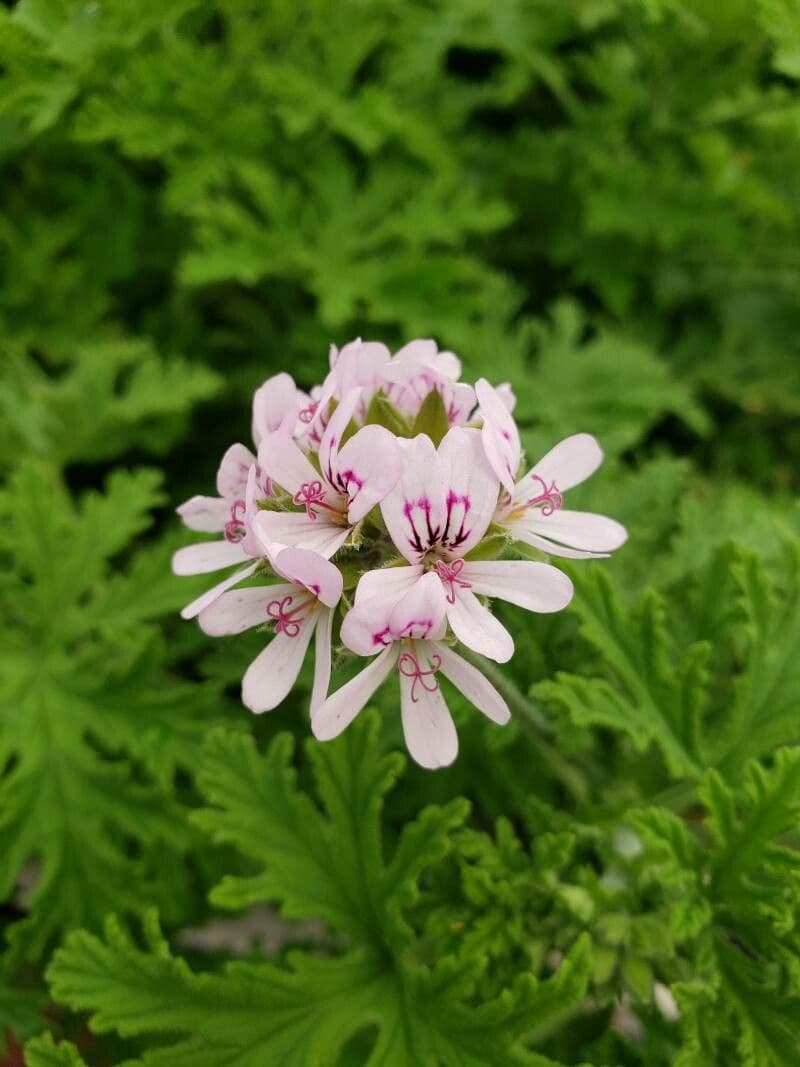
[476,378,628,559]
[173,338,629,769]
[173,373,308,618]
[251,372,308,446]
[382,339,475,425]
[312,573,510,769]
[199,544,342,714]
[296,339,391,440]
[172,444,269,619]
[376,427,574,661]
[255,387,403,558]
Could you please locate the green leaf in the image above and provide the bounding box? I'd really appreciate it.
[410,388,450,446]
[46,717,593,1065]
[0,341,220,465]
[514,302,709,458]
[713,544,800,775]
[47,911,592,1067]
[535,546,800,787]
[535,567,707,779]
[0,461,220,962]
[24,1034,88,1067]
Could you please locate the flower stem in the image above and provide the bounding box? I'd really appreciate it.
[457,646,590,806]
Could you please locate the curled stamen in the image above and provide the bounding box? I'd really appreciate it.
[299,402,318,424]
[266,595,305,637]
[435,559,471,604]
[293,480,327,520]
[527,475,563,517]
[224,499,247,543]
[398,651,442,703]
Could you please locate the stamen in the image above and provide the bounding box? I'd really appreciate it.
[292,480,338,521]
[435,559,471,604]
[266,595,306,637]
[527,475,563,517]
[299,402,318,424]
[224,499,247,543]
[397,651,442,703]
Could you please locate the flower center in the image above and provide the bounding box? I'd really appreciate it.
[266,594,311,637]
[526,476,563,517]
[434,558,471,604]
[397,651,442,702]
[224,499,247,543]
[298,402,318,424]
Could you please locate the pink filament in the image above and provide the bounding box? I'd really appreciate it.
[527,475,563,517]
[224,499,247,542]
[292,480,337,521]
[299,402,318,424]
[398,651,442,702]
[266,595,306,637]
[435,559,471,604]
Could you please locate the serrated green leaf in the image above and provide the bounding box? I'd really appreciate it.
[47,715,593,1066]
[0,462,220,962]
[24,1033,88,1067]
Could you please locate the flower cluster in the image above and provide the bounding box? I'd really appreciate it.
[174,339,627,769]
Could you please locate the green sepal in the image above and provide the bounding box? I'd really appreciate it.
[364,390,411,437]
[465,533,511,562]
[410,389,449,446]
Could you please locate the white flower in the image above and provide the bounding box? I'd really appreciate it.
[476,378,628,558]
[172,338,628,770]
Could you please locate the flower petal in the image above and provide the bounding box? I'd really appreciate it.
[251,372,300,446]
[496,382,516,413]
[436,646,510,724]
[335,424,404,524]
[388,572,448,642]
[354,564,423,605]
[445,588,513,663]
[508,526,610,560]
[179,561,260,620]
[257,431,319,496]
[522,509,628,553]
[242,610,317,713]
[437,426,500,555]
[461,560,574,613]
[311,606,334,714]
[216,443,256,499]
[312,645,398,740]
[476,378,521,495]
[380,434,445,563]
[391,338,438,367]
[399,648,458,770]
[176,495,229,533]
[340,597,396,656]
[252,511,349,559]
[267,545,343,608]
[333,339,390,399]
[240,463,270,558]
[198,583,294,636]
[172,539,249,576]
[318,387,362,487]
[517,433,603,498]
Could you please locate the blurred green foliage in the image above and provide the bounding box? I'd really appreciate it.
[1,0,800,1063]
